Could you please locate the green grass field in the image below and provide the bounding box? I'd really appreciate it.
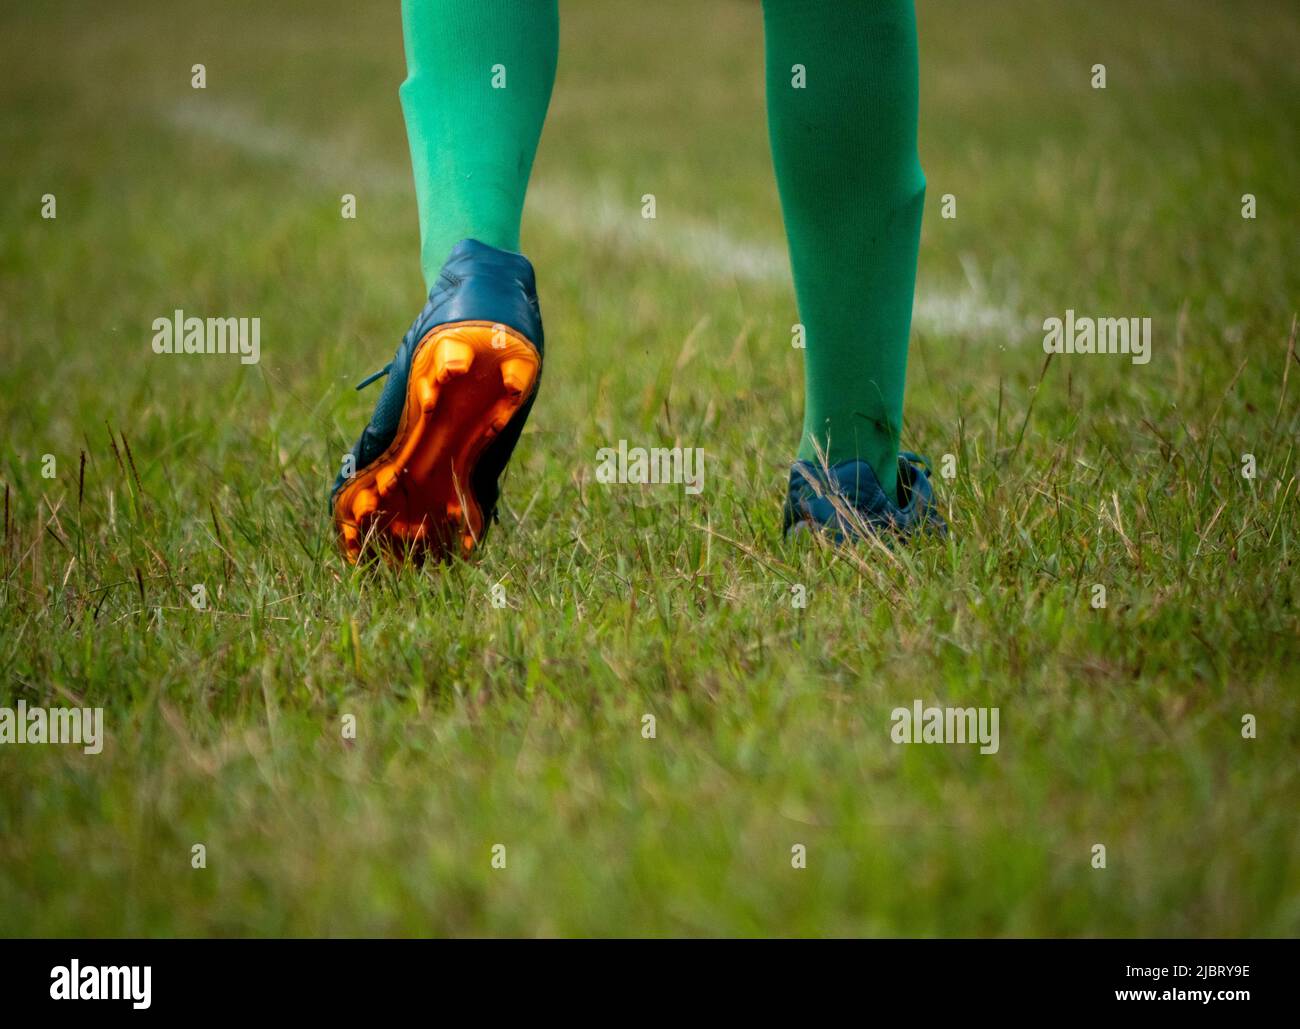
[1,0,1297,936]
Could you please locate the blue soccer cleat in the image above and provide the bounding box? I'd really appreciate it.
[332,239,543,563]
[782,452,947,542]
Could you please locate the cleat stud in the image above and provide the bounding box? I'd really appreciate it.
[352,488,379,519]
[499,358,533,398]
[434,337,474,383]
[446,501,462,521]
[489,401,515,433]
[418,379,438,411]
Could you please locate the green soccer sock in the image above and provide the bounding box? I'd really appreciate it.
[400,0,558,289]
[762,0,925,498]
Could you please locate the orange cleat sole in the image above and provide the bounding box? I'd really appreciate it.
[333,320,540,564]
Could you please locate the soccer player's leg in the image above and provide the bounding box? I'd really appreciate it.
[763,0,944,541]
[332,0,558,563]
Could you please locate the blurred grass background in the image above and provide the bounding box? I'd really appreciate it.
[0,0,1296,936]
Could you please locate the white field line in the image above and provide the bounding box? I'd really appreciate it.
[163,101,1023,338]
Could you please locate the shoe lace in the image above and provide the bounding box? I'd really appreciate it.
[355,363,392,390]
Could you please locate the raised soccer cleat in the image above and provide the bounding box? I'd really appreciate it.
[782,452,947,542]
[331,239,544,563]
